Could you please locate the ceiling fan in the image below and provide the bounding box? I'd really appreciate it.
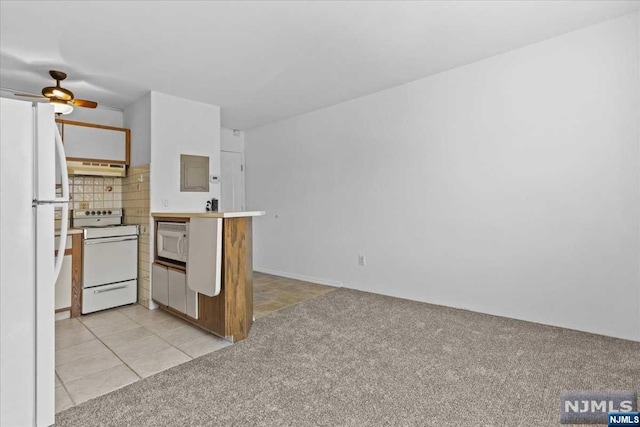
[14,70,98,115]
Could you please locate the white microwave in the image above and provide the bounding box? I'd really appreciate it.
[157,222,189,262]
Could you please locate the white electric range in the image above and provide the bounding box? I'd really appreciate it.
[72,209,138,314]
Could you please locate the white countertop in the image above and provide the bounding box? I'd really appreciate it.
[152,211,265,219]
[55,228,83,236]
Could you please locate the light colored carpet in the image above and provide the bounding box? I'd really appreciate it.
[56,288,639,426]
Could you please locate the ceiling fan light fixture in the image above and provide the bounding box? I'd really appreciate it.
[42,86,73,101]
[15,70,97,110]
[51,99,73,115]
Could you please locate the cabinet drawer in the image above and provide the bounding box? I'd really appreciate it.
[82,279,137,314]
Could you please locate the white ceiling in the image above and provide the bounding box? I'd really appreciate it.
[1,1,638,129]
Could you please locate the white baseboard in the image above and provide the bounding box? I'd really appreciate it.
[55,311,70,321]
[254,267,343,287]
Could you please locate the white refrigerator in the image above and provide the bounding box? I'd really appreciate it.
[0,98,70,426]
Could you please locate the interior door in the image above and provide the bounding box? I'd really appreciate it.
[220,151,245,211]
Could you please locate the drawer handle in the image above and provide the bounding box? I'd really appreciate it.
[94,285,128,294]
[85,237,138,245]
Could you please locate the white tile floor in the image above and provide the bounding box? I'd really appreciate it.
[55,304,231,413]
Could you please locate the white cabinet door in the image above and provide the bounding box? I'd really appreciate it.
[54,255,72,310]
[168,269,186,314]
[186,217,222,297]
[186,283,198,320]
[152,264,168,305]
[63,123,127,162]
[152,265,196,318]
[54,236,72,250]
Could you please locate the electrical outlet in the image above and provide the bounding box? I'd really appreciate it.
[162,198,169,208]
[358,254,366,266]
[80,202,90,209]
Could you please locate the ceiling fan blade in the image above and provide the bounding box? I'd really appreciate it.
[71,99,98,108]
[14,93,48,99]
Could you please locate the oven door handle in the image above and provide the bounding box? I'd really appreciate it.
[94,284,129,294]
[84,236,138,245]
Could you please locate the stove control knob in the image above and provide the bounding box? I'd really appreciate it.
[107,210,112,215]
[96,211,101,215]
[102,210,107,215]
[85,210,90,216]
[90,211,96,216]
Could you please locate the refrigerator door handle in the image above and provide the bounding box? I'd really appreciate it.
[53,203,68,281]
[53,123,69,281]
[53,123,69,203]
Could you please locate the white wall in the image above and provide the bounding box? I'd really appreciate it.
[65,105,123,127]
[123,92,151,166]
[221,127,245,153]
[150,91,221,212]
[246,12,640,341]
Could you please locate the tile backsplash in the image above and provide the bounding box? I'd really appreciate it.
[69,176,122,211]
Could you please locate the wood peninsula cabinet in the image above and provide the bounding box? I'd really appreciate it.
[151,211,265,342]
